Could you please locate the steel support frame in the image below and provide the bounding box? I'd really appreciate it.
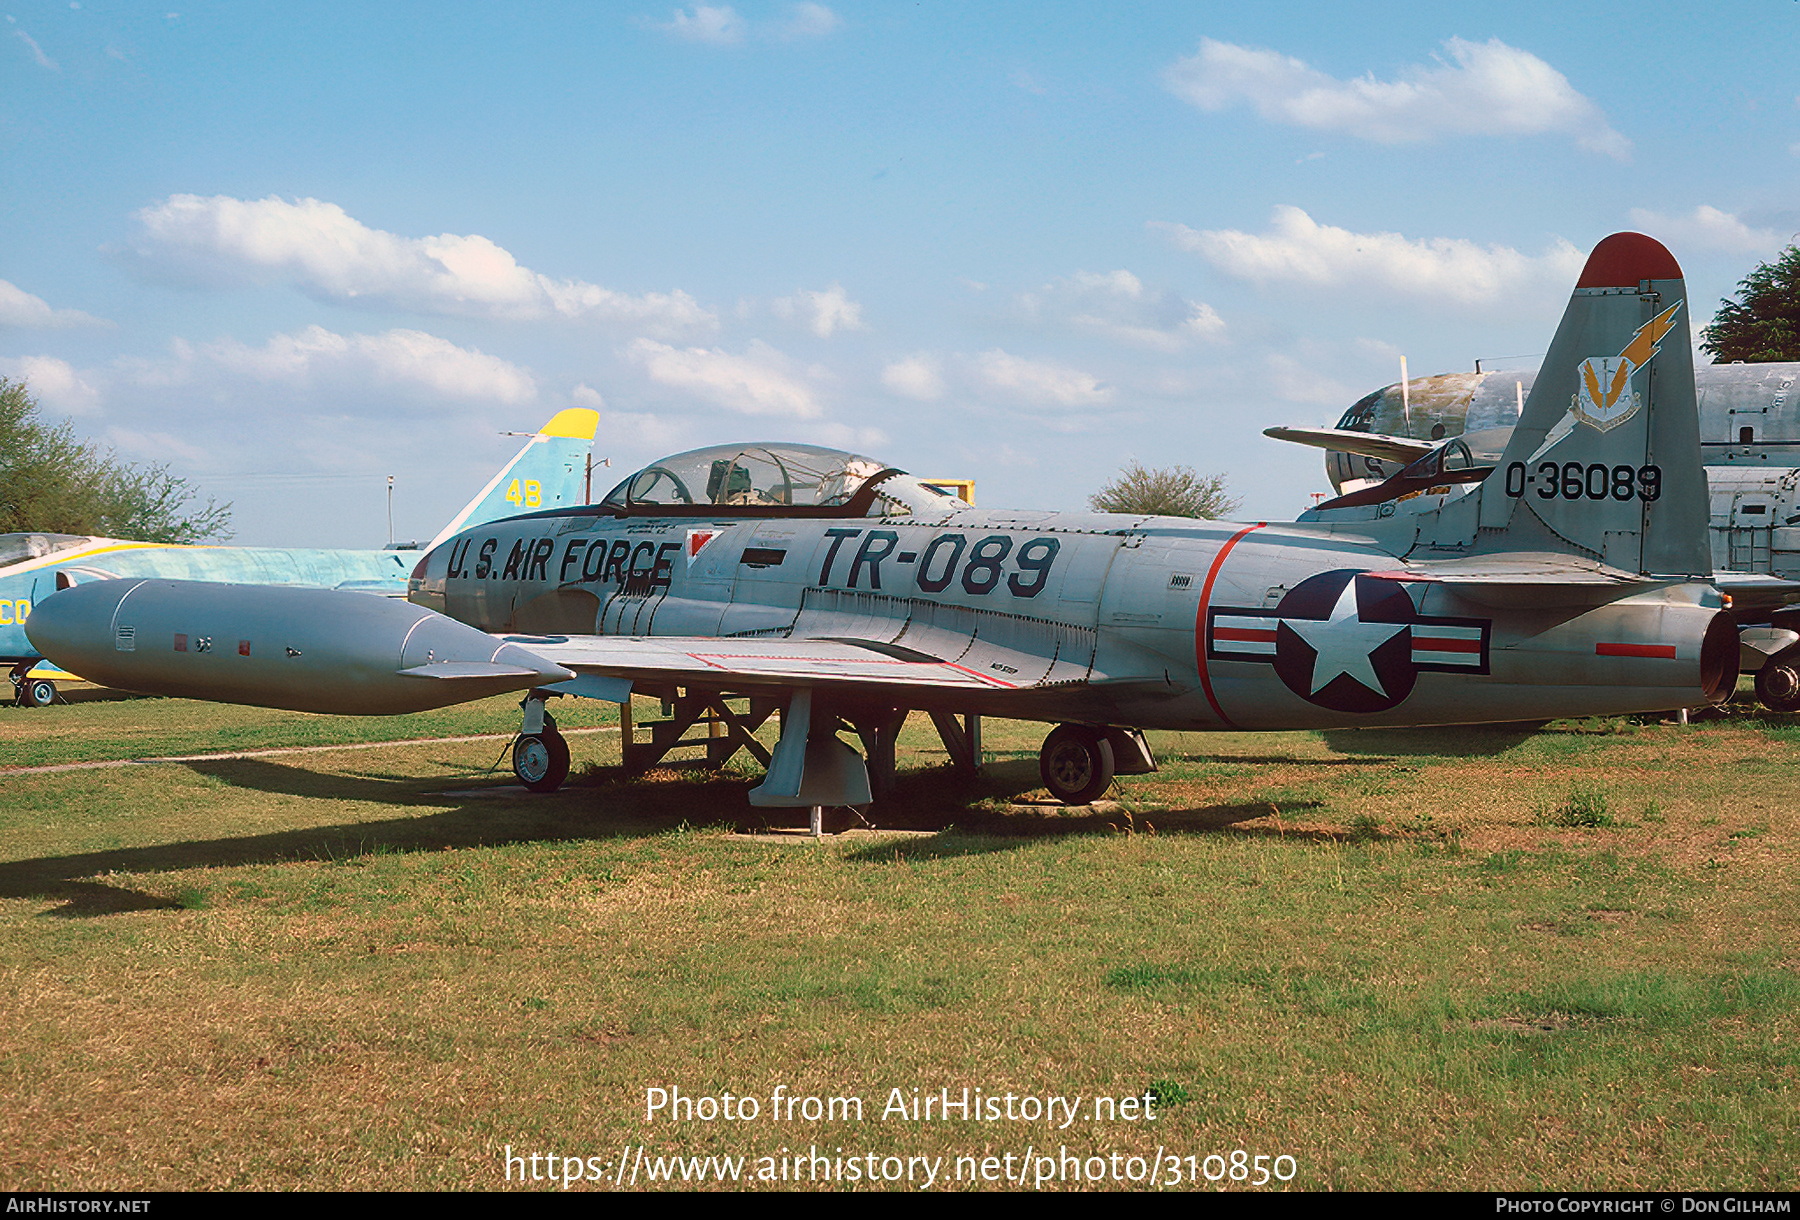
[620,688,781,774]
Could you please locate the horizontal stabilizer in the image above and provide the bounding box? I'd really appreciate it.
[1363,553,1668,608]
[1263,426,1436,464]
[1712,572,1800,618]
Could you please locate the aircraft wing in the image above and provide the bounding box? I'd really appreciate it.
[510,633,1056,695]
[1262,426,1437,464]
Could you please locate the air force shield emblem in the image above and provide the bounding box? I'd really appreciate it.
[1570,301,1682,433]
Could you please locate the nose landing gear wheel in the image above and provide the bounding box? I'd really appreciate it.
[1756,650,1800,713]
[1039,724,1115,805]
[512,716,570,792]
[18,678,56,708]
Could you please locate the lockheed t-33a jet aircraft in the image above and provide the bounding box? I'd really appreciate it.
[28,234,1738,826]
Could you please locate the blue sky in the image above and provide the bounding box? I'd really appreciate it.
[3,1,1796,546]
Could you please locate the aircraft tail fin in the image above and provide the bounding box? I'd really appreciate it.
[1476,233,1709,578]
[426,408,599,551]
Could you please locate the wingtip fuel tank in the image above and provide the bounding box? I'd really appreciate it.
[26,579,572,715]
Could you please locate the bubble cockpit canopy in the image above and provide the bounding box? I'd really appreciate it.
[0,533,95,571]
[598,443,960,518]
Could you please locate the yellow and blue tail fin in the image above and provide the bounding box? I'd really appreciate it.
[427,408,599,551]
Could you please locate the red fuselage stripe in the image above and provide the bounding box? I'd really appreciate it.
[1412,636,1482,653]
[1214,626,1277,643]
[1596,642,1677,659]
[1193,523,1267,729]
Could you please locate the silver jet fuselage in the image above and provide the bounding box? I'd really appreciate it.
[409,502,1732,731]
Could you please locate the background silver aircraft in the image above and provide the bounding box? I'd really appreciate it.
[1281,361,1800,495]
[28,233,1737,823]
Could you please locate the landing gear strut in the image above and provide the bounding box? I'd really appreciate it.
[512,692,570,792]
[9,663,54,709]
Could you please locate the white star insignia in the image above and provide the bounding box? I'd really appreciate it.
[1283,581,1407,696]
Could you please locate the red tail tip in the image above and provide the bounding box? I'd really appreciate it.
[1577,232,1683,288]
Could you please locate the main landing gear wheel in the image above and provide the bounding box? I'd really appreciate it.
[1039,724,1115,806]
[1756,650,1800,713]
[17,678,56,708]
[513,714,570,793]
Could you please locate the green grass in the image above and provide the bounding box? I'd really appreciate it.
[0,692,1794,1189]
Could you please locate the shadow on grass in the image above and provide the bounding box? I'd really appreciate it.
[1170,753,1399,767]
[2,745,1354,913]
[1,760,764,917]
[25,685,159,707]
[1321,723,1548,757]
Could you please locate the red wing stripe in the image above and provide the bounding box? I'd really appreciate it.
[942,662,1019,688]
[1596,642,1677,659]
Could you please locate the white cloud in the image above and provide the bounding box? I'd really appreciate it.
[1010,69,1047,95]
[649,3,838,44]
[810,421,887,451]
[14,29,57,71]
[1154,206,1584,305]
[771,282,865,337]
[570,383,607,408]
[1265,354,1355,406]
[1626,206,1792,256]
[782,3,840,39]
[598,410,695,454]
[200,326,538,405]
[1166,37,1630,159]
[626,338,822,418]
[0,355,101,413]
[652,5,744,44]
[121,195,715,333]
[98,425,210,468]
[1017,269,1224,351]
[881,354,944,401]
[0,280,108,328]
[973,349,1112,409]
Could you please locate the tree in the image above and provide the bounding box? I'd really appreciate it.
[1088,461,1241,518]
[0,377,232,543]
[1700,244,1800,363]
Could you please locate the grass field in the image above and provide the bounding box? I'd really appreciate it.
[0,687,1794,1191]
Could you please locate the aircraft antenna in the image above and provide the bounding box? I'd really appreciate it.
[387,476,394,545]
[584,454,611,504]
[1400,356,1411,435]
